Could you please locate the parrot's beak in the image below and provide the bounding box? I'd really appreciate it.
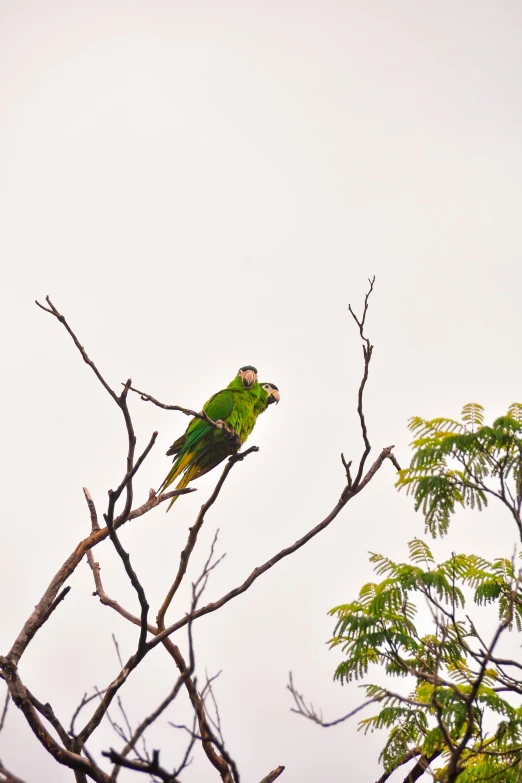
[242,369,256,388]
[267,388,280,405]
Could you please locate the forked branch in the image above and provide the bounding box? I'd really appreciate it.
[348,275,375,488]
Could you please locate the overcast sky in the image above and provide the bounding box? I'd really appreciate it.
[1,1,522,781]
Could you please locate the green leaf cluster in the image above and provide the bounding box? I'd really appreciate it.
[331,541,522,778]
[330,403,522,781]
[397,402,522,537]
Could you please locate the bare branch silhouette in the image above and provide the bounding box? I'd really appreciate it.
[1,282,399,783]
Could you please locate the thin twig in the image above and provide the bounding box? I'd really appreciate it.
[83,488,100,533]
[109,677,188,782]
[35,297,118,403]
[70,689,108,738]
[0,689,9,734]
[170,722,240,783]
[287,673,375,727]
[156,452,256,632]
[348,276,375,490]
[112,636,124,671]
[172,714,197,777]
[126,385,224,431]
[258,767,285,783]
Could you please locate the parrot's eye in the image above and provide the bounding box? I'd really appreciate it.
[262,382,280,404]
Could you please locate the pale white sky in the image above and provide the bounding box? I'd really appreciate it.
[1,1,522,781]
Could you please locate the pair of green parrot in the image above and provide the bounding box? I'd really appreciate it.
[158,366,280,510]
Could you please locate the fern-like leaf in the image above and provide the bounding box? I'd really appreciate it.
[461,402,485,431]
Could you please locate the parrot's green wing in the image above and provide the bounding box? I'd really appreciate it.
[180,388,237,454]
[203,389,236,421]
[166,389,236,457]
[159,389,240,498]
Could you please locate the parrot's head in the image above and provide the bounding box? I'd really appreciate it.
[238,365,258,388]
[261,382,280,405]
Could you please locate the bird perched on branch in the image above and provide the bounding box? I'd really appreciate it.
[158,366,280,509]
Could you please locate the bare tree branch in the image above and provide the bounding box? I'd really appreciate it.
[73,649,142,752]
[287,672,375,727]
[160,579,236,783]
[151,444,398,649]
[400,750,442,783]
[35,297,119,403]
[86,552,157,638]
[102,749,180,782]
[445,591,514,782]
[348,275,375,488]
[86,524,235,782]
[372,748,442,783]
[105,434,155,656]
[83,488,100,533]
[156,449,258,633]
[0,761,28,783]
[7,486,192,666]
[258,768,285,783]
[70,688,108,739]
[108,610,198,783]
[26,691,72,748]
[0,689,9,734]
[0,657,109,783]
[172,714,198,778]
[126,384,228,432]
[108,677,187,782]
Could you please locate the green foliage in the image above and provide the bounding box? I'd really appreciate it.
[330,542,522,779]
[329,402,522,781]
[397,402,522,537]
[508,403,522,425]
[461,403,485,431]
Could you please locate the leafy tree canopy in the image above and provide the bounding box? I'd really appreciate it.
[330,403,522,782]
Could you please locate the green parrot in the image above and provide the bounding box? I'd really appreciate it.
[158,366,280,510]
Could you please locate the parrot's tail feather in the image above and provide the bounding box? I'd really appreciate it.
[158,449,193,496]
[157,469,176,497]
[166,432,186,457]
[159,439,214,500]
[165,464,200,511]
